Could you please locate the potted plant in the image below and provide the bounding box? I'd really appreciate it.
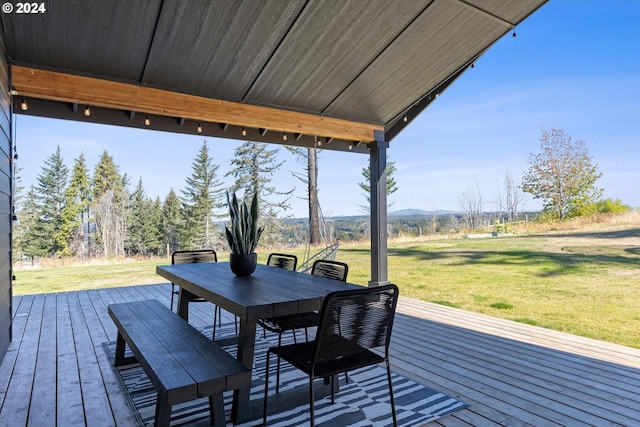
[225,191,264,276]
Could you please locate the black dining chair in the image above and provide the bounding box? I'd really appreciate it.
[263,284,399,427]
[268,259,349,343]
[259,253,298,340]
[266,252,298,271]
[260,259,349,391]
[170,249,237,338]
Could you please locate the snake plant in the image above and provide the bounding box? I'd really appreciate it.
[225,191,264,254]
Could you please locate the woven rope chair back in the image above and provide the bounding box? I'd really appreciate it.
[311,260,349,282]
[313,284,398,365]
[172,249,217,265]
[267,253,297,271]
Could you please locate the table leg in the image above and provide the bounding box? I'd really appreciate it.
[176,288,193,321]
[231,317,257,423]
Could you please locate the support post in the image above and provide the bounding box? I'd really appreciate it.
[369,130,389,287]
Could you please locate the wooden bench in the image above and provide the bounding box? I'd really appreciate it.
[108,299,251,427]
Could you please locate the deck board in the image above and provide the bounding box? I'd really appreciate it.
[1,283,639,426]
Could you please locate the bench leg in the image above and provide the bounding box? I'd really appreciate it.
[114,332,137,366]
[155,394,171,427]
[209,393,225,427]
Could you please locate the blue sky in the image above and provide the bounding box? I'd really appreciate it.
[16,1,640,218]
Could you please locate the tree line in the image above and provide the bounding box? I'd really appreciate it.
[13,140,297,262]
[14,127,628,262]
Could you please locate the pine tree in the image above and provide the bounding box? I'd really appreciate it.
[34,146,69,256]
[180,141,224,249]
[60,153,91,257]
[227,142,292,211]
[226,142,293,246]
[18,186,46,261]
[161,189,183,254]
[146,197,162,255]
[126,177,148,255]
[359,157,398,212]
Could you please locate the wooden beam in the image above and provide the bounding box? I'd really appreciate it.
[11,66,383,143]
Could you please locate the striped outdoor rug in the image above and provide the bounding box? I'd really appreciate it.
[108,323,467,426]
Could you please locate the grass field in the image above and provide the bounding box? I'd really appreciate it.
[13,213,640,349]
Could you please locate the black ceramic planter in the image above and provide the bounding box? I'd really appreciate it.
[229,253,258,276]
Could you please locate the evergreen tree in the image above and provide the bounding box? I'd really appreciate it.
[126,177,148,255]
[180,141,224,249]
[147,196,162,255]
[34,146,69,256]
[126,179,161,256]
[161,189,183,254]
[60,153,91,257]
[226,142,293,246]
[359,157,398,212]
[92,150,127,257]
[227,142,292,211]
[18,186,46,260]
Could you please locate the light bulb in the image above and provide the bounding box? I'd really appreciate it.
[84,106,91,117]
[20,99,28,111]
[144,115,150,126]
[242,128,247,137]
[282,133,287,141]
[197,123,202,133]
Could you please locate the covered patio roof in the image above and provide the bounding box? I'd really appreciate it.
[2,0,548,285]
[5,0,546,152]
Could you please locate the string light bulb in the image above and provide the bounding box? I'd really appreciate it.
[144,115,150,126]
[317,138,322,147]
[403,115,408,122]
[348,142,353,150]
[84,106,91,117]
[282,132,287,141]
[512,28,516,38]
[20,98,28,111]
[197,123,203,133]
[241,128,247,137]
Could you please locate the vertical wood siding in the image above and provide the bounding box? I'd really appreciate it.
[0,35,12,362]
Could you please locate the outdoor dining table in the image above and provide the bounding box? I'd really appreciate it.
[156,261,362,423]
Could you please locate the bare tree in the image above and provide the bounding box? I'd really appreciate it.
[426,211,438,235]
[287,146,321,245]
[496,170,527,222]
[459,182,484,230]
[95,190,127,257]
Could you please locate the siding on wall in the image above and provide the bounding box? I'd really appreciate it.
[0,34,12,363]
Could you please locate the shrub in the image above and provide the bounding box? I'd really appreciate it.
[596,198,629,214]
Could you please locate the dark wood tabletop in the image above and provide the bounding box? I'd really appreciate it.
[155,261,361,422]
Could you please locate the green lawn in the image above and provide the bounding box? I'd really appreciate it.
[13,228,640,348]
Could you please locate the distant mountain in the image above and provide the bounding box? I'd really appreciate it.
[389,209,457,217]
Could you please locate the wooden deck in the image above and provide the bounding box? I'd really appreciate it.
[1,283,639,426]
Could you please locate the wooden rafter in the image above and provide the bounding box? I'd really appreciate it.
[11,66,383,143]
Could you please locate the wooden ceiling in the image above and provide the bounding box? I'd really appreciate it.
[3,0,547,153]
